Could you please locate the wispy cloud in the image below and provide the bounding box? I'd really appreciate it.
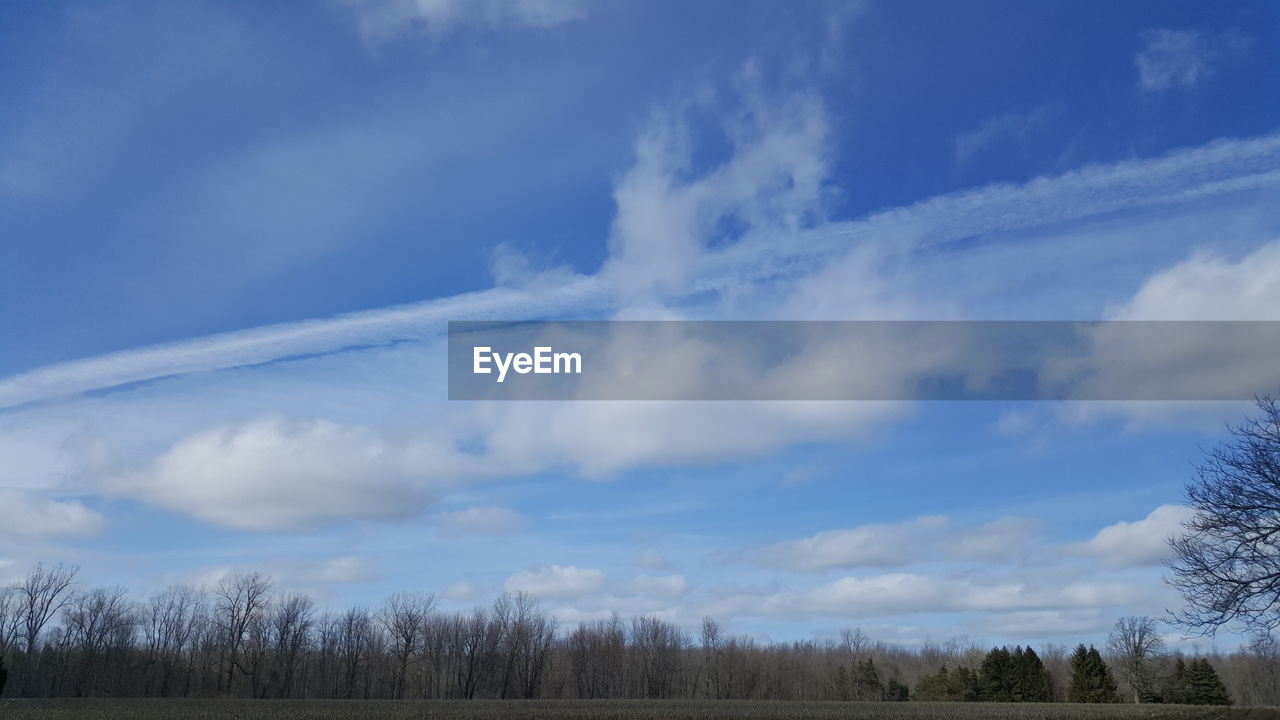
[1134,28,1252,93]
[345,0,591,45]
[0,489,104,544]
[436,506,529,535]
[3,131,1278,412]
[1135,29,1212,92]
[505,564,605,599]
[758,515,1039,571]
[952,104,1057,165]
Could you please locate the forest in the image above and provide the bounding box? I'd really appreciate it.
[1,563,1276,706]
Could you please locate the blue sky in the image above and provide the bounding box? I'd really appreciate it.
[2,0,1280,649]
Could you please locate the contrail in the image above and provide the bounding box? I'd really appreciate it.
[2,132,1279,411]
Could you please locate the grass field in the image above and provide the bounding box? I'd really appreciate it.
[1,700,1275,720]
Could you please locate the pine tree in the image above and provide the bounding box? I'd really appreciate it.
[831,663,848,701]
[853,658,883,701]
[1186,658,1231,705]
[1012,646,1053,702]
[916,665,949,701]
[886,678,910,701]
[979,647,1015,701]
[952,665,980,701]
[1068,644,1119,703]
[1160,657,1190,704]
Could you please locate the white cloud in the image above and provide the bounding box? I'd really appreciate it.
[604,77,829,302]
[504,565,605,599]
[636,548,671,570]
[0,489,104,542]
[620,574,689,599]
[105,416,449,531]
[1136,29,1212,92]
[699,571,1149,621]
[953,104,1056,165]
[759,515,1038,571]
[310,556,379,584]
[2,131,1277,412]
[443,580,484,602]
[799,573,1145,616]
[1075,504,1194,568]
[2,87,1280,551]
[980,609,1113,637]
[171,555,379,594]
[346,0,590,44]
[1106,241,1280,321]
[437,506,528,535]
[477,401,904,478]
[948,517,1042,561]
[1040,241,1280,422]
[761,516,945,570]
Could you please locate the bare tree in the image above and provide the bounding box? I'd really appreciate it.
[700,618,721,698]
[631,615,686,698]
[507,592,554,699]
[212,572,270,694]
[142,585,205,696]
[19,563,79,655]
[1106,616,1165,703]
[1168,396,1280,637]
[840,627,870,656]
[0,585,22,660]
[16,562,79,692]
[334,607,373,699]
[261,593,313,698]
[380,591,433,698]
[62,586,137,696]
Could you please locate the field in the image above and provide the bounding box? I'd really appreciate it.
[1,700,1275,720]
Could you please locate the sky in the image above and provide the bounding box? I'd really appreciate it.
[2,0,1280,650]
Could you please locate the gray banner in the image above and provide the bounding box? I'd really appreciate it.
[447,321,1280,401]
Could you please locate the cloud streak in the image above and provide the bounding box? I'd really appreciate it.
[3,132,1279,413]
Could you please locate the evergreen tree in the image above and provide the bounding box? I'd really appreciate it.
[952,665,980,701]
[1186,658,1231,705]
[1012,646,1053,702]
[1160,657,1190,704]
[917,664,980,702]
[0,655,7,697]
[852,658,883,700]
[979,646,1016,701]
[886,678,910,701]
[833,664,850,701]
[915,665,948,701]
[1068,644,1120,703]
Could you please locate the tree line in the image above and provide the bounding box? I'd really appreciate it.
[0,563,1274,704]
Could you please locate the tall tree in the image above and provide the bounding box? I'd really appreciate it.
[1186,658,1231,706]
[1107,616,1165,703]
[851,657,882,701]
[0,587,21,662]
[1168,396,1280,636]
[17,562,79,692]
[1160,657,1190,704]
[380,591,432,699]
[1012,646,1052,702]
[212,572,270,694]
[979,646,1015,701]
[1067,644,1119,703]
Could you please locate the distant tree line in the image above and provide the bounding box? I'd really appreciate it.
[0,563,1271,704]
